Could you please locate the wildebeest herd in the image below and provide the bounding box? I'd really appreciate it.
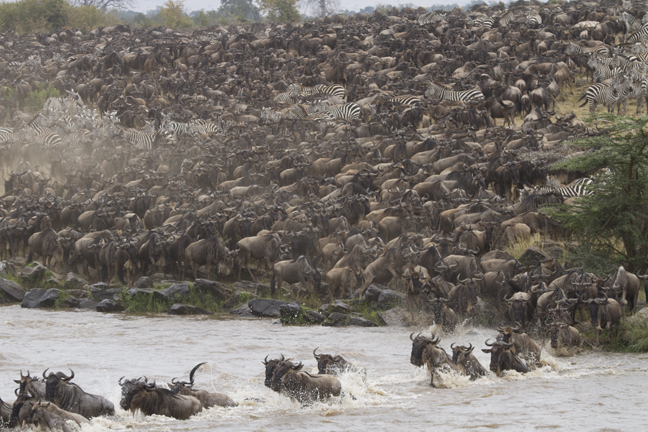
[1,0,648,425]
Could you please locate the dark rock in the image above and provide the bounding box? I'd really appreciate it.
[135,277,154,288]
[0,261,17,278]
[280,303,304,324]
[21,288,60,308]
[319,301,352,315]
[61,296,81,308]
[169,303,214,315]
[20,262,47,281]
[379,307,410,326]
[354,284,382,303]
[78,299,98,309]
[322,312,349,327]
[64,273,87,290]
[44,277,62,288]
[248,299,287,318]
[224,290,257,309]
[304,310,326,324]
[90,286,122,302]
[193,279,232,301]
[230,302,254,317]
[96,299,124,312]
[152,283,191,303]
[518,246,551,266]
[544,246,564,260]
[0,278,25,303]
[235,281,271,296]
[375,289,406,310]
[349,316,378,327]
[481,250,514,261]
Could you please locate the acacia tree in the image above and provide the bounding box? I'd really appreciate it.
[257,0,300,22]
[71,0,133,12]
[543,114,648,272]
[302,0,339,17]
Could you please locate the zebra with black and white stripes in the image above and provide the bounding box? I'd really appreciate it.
[417,11,444,25]
[566,42,613,58]
[311,84,346,99]
[388,96,422,106]
[618,11,644,33]
[426,82,485,102]
[0,127,13,143]
[121,129,159,150]
[527,12,542,27]
[163,120,194,138]
[498,11,515,28]
[273,91,297,104]
[579,80,626,113]
[326,102,361,120]
[626,27,648,44]
[534,181,594,198]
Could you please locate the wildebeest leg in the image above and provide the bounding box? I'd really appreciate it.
[430,369,436,388]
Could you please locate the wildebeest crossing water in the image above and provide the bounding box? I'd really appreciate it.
[0,306,646,431]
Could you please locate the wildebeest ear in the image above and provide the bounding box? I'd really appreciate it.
[481,349,491,353]
[14,379,20,384]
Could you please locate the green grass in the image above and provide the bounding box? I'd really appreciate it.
[120,283,224,313]
[53,290,70,309]
[351,300,386,326]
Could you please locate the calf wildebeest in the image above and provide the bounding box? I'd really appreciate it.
[270,256,321,298]
[27,401,89,432]
[450,343,487,380]
[168,363,237,408]
[548,320,581,353]
[482,339,530,377]
[120,379,202,420]
[43,369,115,418]
[313,348,366,378]
[584,294,623,346]
[410,332,463,387]
[268,359,342,405]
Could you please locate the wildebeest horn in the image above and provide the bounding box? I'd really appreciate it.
[313,348,320,359]
[410,332,416,341]
[146,381,156,389]
[457,275,468,284]
[119,376,125,386]
[42,369,49,379]
[503,339,515,348]
[504,294,512,302]
[62,369,74,381]
[450,342,457,350]
[189,362,206,386]
[463,343,474,353]
[171,377,179,384]
[15,388,19,396]
[280,354,285,361]
[263,355,269,365]
[484,339,495,347]
[511,322,522,333]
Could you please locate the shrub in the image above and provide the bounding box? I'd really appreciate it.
[25,84,61,113]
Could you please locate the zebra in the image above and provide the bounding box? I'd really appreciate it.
[566,42,613,58]
[626,27,648,44]
[578,80,626,113]
[191,118,230,135]
[327,102,361,120]
[34,132,63,150]
[476,17,495,28]
[426,82,484,102]
[273,91,297,104]
[619,11,643,33]
[311,84,346,99]
[417,11,444,25]
[591,64,624,83]
[121,129,159,150]
[388,96,422,106]
[534,183,594,198]
[0,127,13,143]
[64,129,92,149]
[163,120,194,138]
[527,12,542,27]
[498,11,515,28]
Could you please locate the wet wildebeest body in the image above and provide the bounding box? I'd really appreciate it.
[584,294,622,346]
[609,266,640,314]
[168,362,237,408]
[269,359,342,405]
[450,343,487,380]
[120,380,202,420]
[482,339,530,377]
[429,297,458,332]
[497,324,542,364]
[44,369,115,418]
[548,320,581,352]
[313,348,366,378]
[410,332,463,387]
[15,370,46,399]
[27,401,89,432]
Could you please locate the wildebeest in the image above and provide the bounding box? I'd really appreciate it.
[120,379,202,420]
[168,363,237,408]
[482,339,530,376]
[268,359,342,404]
[584,294,622,346]
[429,297,458,333]
[270,256,321,298]
[14,370,46,399]
[450,343,487,380]
[26,228,58,267]
[548,320,581,353]
[236,233,281,280]
[326,266,362,300]
[183,236,235,280]
[27,401,89,432]
[313,348,365,377]
[43,369,115,418]
[410,332,463,387]
[609,266,640,314]
[497,323,542,364]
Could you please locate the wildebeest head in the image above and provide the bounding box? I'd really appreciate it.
[430,297,450,323]
[270,360,303,392]
[482,339,515,375]
[120,380,157,411]
[496,322,522,343]
[313,348,346,374]
[586,294,610,329]
[118,376,144,402]
[549,321,569,349]
[14,370,38,395]
[9,391,34,427]
[43,369,74,401]
[409,332,439,366]
[262,354,284,388]
[450,343,474,364]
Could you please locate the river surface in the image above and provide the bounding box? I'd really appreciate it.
[1,305,646,432]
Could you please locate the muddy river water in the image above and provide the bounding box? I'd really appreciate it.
[1,305,646,431]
